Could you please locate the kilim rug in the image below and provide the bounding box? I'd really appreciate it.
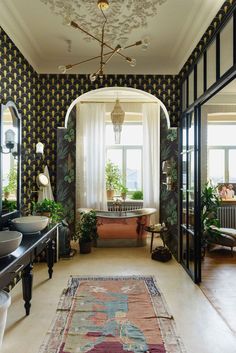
[39,276,186,353]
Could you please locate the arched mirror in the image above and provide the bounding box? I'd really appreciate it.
[0,102,21,220]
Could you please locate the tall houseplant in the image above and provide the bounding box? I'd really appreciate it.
[201,182,221,246]
[75,210,98,254]
[105,160,121,199]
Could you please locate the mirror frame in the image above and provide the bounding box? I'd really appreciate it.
[0,101,21,225]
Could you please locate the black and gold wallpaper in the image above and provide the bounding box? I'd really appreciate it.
[0,0,234,258]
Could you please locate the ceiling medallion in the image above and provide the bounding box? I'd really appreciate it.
[40,0,167,45]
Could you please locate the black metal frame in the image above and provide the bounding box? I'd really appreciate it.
[179,4,236,283]
[0,101,21,226]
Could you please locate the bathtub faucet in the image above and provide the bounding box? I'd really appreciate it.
[113,198,123,216]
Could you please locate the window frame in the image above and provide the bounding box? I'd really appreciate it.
[105,122,143,192]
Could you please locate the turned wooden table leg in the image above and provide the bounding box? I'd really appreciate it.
[22,263,33,316]
[47,239,55,279]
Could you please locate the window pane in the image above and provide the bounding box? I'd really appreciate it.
[105,124,142,145]
[208,125,236,146]
[229,150,236,182]
[106,149,123,174]
[188,70,194,106]
[207,39,216,89]
[126,149,142,191]
[220,17,233,76]
[208,149,225,183]
[197,56,204,98]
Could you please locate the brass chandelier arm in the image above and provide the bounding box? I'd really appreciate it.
[64,40,143,71]
[99,8,107,75]
[70,20,131,62]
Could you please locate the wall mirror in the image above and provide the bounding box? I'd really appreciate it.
[0,102,21,219]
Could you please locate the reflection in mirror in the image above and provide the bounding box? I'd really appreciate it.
[201,78,236,194]
[1,105,20,215]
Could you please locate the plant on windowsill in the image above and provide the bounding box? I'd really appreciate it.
[74,210,98,254]
[118,184,128,201]
[201,181,221,250]
[32,199,64,223]
[131,190,143,200]
[105,160,121,200]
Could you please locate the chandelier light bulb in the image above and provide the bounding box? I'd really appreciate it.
[89,73,97,82]
[129,58,136,67]
[58,65,67,74]
[141,37,150,51]
[97,0,109,11]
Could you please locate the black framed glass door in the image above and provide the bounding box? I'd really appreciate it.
[179,108,201,283]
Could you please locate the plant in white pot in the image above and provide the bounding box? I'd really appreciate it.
[105,160,121,200]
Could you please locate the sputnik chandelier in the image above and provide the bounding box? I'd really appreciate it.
[52,0,166,81]
[58,0,144,81]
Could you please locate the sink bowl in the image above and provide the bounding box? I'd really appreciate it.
[11,216,49,234]
[0,231,23,258]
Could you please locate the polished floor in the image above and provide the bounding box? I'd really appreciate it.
[201,245,236,333]
[2,239,236,353]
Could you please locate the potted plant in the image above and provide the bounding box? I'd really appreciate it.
[105,160,121,200]
[32,199,64,223]
[131,190,143,200]
[119,184,128,200]
[75,210,98,254]
[201,181,221,249]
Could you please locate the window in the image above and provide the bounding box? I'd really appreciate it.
[105,123,143,191]
[208,123,236,183]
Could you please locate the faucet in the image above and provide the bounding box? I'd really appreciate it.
[113,198,123,216]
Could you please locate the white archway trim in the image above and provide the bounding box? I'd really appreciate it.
[64,87,170,128]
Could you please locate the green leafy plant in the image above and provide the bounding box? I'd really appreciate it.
[3,167,17,195]
[201,182,221,244]
[131,190,143,200]
[105,160,121,191]
[118,184,128,194]
[32,199,64,223]
[75,210,98,243]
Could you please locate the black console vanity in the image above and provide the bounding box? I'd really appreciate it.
[0,224,58,315]
[0,101,59,315]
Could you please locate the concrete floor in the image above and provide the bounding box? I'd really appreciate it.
[1,240,236,353]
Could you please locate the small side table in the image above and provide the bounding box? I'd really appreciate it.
[144,226,166,253]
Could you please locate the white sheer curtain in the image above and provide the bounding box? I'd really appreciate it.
[142,102,160,222]
[77,103,107,210]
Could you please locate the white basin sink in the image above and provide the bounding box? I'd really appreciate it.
[11,216,49,233]
[0,231,23,258]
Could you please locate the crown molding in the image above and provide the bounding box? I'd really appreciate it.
[173,0,225,73]
[0,0,41,73]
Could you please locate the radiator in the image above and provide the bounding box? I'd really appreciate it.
[217,207,236,228]
[107,201,143,212]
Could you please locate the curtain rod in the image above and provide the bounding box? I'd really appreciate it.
[79,101,158,104]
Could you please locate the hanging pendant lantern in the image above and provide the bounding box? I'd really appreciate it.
[111,99,125,144]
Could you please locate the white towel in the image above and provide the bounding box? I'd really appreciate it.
[37,166,54,201]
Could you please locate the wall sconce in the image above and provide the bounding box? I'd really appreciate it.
[0,129,16,154]
[24,141,44,161]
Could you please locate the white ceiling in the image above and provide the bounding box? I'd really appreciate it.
[0,0,225,75]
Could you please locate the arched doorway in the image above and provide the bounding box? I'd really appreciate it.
[57,87,178,257]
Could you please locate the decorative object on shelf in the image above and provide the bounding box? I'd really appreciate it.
[55,0,160,80]
[162,159,177,191]
[105,160,121,200]
[111,99,125,144]
[75,210,98,254]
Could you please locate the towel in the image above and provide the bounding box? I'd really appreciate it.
[37,166,54,201]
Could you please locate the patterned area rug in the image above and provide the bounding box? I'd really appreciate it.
[39,276,185,353]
